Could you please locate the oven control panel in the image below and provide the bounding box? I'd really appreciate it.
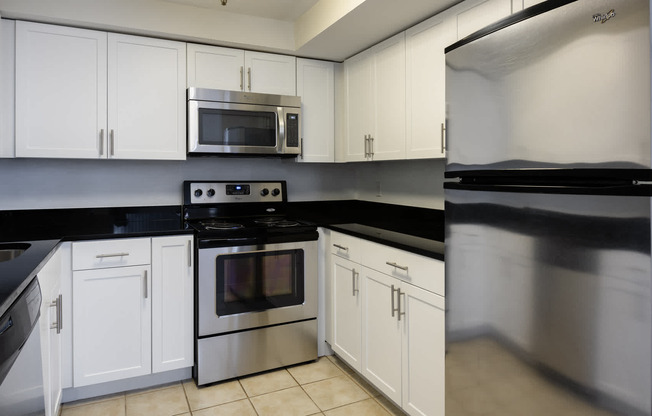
[186,181,285,204]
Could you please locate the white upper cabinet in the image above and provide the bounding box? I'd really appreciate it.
[108,34,186,160]
[344,47,375,162]
[454,0,513,40]
[406,14,456,159]
[187,44,245,91]
[344,33,405,162]
[245,51,296,95]
[296,58,335,163]
[372,33,406,161]
[187,43,296,95]
[15,22,108,159]
[15,21,186,160]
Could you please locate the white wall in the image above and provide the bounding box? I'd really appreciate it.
[0,157,446,210]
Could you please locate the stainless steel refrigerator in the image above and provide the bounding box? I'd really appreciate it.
[444,1,651,415]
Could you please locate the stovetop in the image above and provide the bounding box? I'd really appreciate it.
[183,180,318,246]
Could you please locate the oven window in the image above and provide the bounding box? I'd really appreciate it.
[216,249,304,316]
[198,108,277,147]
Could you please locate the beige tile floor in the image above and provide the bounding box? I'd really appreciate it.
[60,355,406,416]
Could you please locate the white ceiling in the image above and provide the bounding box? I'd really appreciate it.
[162,0,320,22]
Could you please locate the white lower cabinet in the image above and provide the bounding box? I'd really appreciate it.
[71,235,193,388]
[38,245,64,416]
[331,255,362,371]
[328,231,445,416]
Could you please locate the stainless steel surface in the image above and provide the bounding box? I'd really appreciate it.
[391,284,397,318]
[99,129,104,156]
[188,181,285,204]
[187,87,301,108]
[352,268,358,296]
[187,241,191,268]
[49,294,62,334]
[196,319,317,385]
[247,67,251,91]
[445,0,650,172]
[143,270,148,299]
[95,252,129,258]
[197,240,317,336]
[440,122,445,153]
[109,129,115,156]
[239,66,244,91]
[445,188,651,415]
[386,261,408,271]
[397,289,405,321]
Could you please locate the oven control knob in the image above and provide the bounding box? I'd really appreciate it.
[271,188,280,197]
[194,189,203,198]
[260,188,269,196]
[206,189,215,197]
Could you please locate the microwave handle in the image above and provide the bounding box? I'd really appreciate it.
[277,108,285,151]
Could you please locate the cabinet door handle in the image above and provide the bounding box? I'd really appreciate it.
[99,129,104,156]
[96,252,130,259]
[109,129,115,156]
[352,268,359,296]
[300,138,304,159]
[188,240,192,268]
[240,66,244,91]
[333,244,348,251]
[143,270,148,299]
[386,261,409,272]
[247,67,251,91]
[364,135,369,158]
[391,284,399,317]
[370,136,374,158]
[441,122,446,153]
[397,289,405,321]
[49,294,63,334]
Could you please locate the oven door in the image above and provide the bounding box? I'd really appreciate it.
[188,100,290,155]
[197,241,317,337]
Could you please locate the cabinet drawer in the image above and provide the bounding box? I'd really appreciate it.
[330,231,361,263]
[361,240,444,296]
[72,238,151,270]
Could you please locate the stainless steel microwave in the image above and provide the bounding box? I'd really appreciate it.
[187,88,301,156]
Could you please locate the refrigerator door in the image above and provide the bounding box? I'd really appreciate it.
[445,0,650,175]
[445,187,651,416]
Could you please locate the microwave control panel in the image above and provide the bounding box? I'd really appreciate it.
[286,113,299,148]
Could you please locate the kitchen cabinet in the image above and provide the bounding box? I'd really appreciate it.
[187,43,296,95]
[454,0,513,40]
[344,33,406,162]
[296,58,335,163]
[151,236,194,373]
[38,245,64,416]
[0,19,15,158]
[327,231,445,416]
[15,21,186,160]
[71,236,194,387]
[405,13,456,159]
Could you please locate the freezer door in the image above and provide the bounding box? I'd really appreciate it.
[445,0,650,174]
[445,188,651,416]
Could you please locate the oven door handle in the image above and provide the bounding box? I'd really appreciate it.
[198,237,259,249]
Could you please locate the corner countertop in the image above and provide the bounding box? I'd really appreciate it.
[327,223,444,261]
[0,239,60,318]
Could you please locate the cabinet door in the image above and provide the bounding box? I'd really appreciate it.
[72,265,152,386]
[244,51,296,95]
[344,48,374,162]
[455,0,513,40]
[372,33,406,161]
[401,283,445,416]
[15,21,107,158]
[331,255,362,371]
[361,268,402,404]
[296,58,335,163]
[108,34,186,160]
[187,43,245,91]
[151,236,194,373]
[406,14,456,159]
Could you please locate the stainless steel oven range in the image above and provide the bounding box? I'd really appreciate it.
[183,181,318,386]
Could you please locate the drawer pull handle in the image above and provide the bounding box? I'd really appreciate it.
[96,252,130,259]
[333,244,349,251]
[391,285,399,317]
[386,261,408,271]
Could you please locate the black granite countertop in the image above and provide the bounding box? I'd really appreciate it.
[0,239,60,317]
[327,223,444,261]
